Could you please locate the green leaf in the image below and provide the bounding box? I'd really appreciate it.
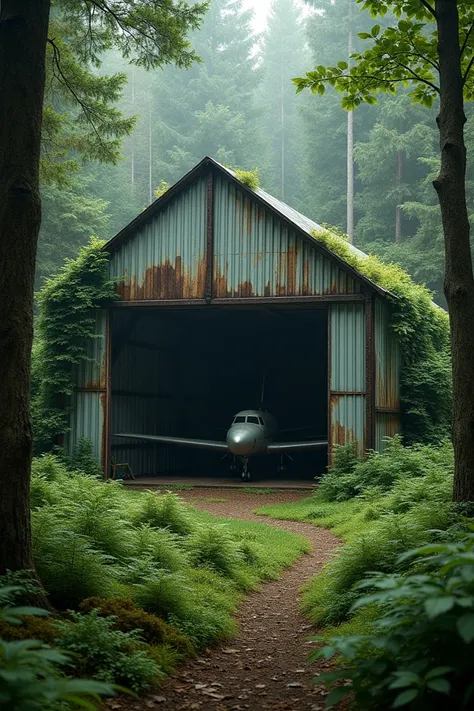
[392,689,419,708]
[424,596,454,618]
[371,24,381,36]
[426,678,450,694]
[325,685,352,707]
[456,613,474,643]
[337,61,348,70]
[425,667,454,680]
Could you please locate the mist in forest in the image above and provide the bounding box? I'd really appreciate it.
[38,0,472,304]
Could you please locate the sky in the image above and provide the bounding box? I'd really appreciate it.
[243,0,310,33]
[243,0,273,31]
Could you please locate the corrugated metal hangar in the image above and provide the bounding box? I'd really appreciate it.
[66,157,400,481]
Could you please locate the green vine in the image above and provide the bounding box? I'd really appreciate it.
[32,238,118,453]
[313,226,452,444]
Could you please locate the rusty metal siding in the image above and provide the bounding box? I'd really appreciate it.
[330,394,366,454]
[376,412,400,452]
[109,177,207,300]
[66,310,107,462]
[330,303,366,392]
[375,299,401,410]
[213,173,361,297]
[329,303,366,455]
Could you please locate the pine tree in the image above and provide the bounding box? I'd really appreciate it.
[257,0,308,204]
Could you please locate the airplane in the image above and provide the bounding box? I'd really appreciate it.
[113,405,328,481]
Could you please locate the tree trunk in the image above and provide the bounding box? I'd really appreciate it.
[0,1,51,576]
[395,151,402,242]
[346,0,354,242]
[434,0,474,502]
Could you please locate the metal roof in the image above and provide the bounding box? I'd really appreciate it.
[105,156,392,299]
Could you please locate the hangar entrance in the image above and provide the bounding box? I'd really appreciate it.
[110,306,328,482]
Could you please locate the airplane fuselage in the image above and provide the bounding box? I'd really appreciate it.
[226,409,278,457]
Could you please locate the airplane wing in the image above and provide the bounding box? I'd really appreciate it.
[267,439,328,453]
[113,433,228,452]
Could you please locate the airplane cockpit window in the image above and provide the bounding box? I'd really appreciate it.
[233,416,246,424]
[258,417,264,426]
[247,416,259,425]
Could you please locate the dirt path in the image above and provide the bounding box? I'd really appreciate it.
[113,489,341,711]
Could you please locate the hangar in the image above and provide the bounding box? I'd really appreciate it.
[66,157,400,481]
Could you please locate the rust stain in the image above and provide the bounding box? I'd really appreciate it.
[278,252,288,296]
[239,281,254,298]
[214,261,231,298]
[258,207,265,221]
[302,258,310,296]
[287,245,297,296]
[116,255,207,301]
[246,203,252,237]
[264,281,271,297]
[100,391,107,472]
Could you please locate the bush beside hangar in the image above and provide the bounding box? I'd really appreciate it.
[65,156,400,480]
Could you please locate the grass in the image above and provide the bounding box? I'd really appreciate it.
[23,454,309,688]
[242,487,280,495]
[160,483,193,491]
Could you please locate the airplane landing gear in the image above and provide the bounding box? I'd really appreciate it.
[241,458,251,482]
[277,453,292,475]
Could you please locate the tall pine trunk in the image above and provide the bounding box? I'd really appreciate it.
[395,151,402,242]
[434,0,474,502]
[0,0,51,575]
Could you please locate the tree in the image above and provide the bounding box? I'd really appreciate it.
[257,0,307,204]
[144,0,265,192]
[0,0,206,580]
[296,0,474,502]
[299,0,379,230]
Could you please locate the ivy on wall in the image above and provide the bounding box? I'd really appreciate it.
[32,238,118,453]
[313,226,452,444]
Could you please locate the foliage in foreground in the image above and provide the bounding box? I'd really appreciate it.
[0,585,115,711]
[313,227,452,445]
[26,454,308,686]
[313,532,474,710]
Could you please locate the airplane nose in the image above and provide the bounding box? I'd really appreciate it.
[227,427,256,456]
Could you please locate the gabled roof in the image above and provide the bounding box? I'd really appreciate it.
[105,156,392,299]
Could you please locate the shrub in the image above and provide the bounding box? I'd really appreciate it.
[0,585,114,711]
[312,530,474,709]
[132,525,188,571]
[32,510,114,608]
[132,573,192,620]
[186,525,244,577]
[168,605,236,650]
[317,437,453,503]
[133,492,195,535]
[55,610,163,693]
[79,597,192,654]
[67,437,103,477]
[234,168,260,190]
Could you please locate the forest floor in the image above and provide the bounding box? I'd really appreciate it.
[106,488,343,711]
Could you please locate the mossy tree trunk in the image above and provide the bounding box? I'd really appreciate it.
[434,0,474,502]
[0,1,51,579]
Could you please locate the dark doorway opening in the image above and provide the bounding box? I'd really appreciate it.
[110,306,328,481]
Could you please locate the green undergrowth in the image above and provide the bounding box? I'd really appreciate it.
[313,226,452,445]
[242,487,280,495]
[257,438,458,627]
[21,454,308,694]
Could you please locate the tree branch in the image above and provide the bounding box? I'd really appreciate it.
[460,20,474,58]
[47,38,106,149]
[463,55,474,85]
[419,0,437,19]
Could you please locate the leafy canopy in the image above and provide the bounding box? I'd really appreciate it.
[294,0,474,108]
